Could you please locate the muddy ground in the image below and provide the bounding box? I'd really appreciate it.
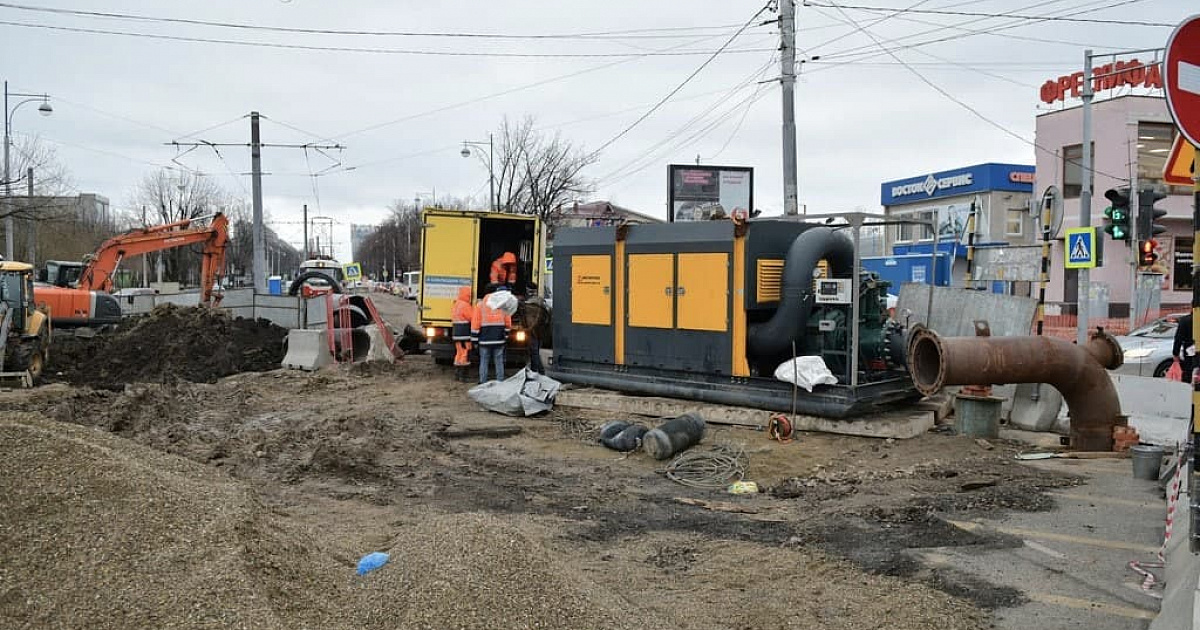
[0,294,1084,629]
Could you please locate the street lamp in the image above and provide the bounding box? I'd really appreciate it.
[4,80,53,260]
[460,133,495,212]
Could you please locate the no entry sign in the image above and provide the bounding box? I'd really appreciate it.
[1165,15,1200,147]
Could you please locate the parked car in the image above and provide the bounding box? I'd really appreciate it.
[1114,313,1187,377]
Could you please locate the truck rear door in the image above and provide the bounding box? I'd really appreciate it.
[419,211,479,325]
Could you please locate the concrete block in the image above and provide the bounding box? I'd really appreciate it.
[361,324,395,363]
[282,329,333,371]
[555,388,934,439]
[1052,374,1191,447]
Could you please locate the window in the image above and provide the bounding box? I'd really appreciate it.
[1062,143,1094,199]
[1138,122,1190,195]
[894,210,935,242]
[1005,209,1025,237]
[1174,237,1193,292]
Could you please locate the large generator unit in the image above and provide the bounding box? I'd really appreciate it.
[548,218,916,417]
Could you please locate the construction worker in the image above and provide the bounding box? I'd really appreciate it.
[451,285,474,382]
[471,283,512,384]
[521,283,549,374]
[489,252,519,287]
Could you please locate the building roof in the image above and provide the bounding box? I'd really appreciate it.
[563,201,662,224]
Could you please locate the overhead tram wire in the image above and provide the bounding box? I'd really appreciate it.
[590,2,774,156]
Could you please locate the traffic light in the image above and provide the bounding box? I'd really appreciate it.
[1138,239,1159,268]
[1137,188,1168,238]
[1102,187,1131,242]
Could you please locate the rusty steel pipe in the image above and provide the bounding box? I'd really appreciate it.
[908,327,1123,451]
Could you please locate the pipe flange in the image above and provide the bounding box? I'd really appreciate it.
[1088,327,1124,370]
[908,327,946,397]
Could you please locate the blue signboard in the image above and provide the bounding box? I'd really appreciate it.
[1064,227,1098,269]
[880,163,1034,206]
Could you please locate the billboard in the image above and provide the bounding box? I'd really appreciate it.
[668,165,753,223]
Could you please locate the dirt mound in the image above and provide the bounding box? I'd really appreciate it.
[50,303,287,390]
[0,413,662,629]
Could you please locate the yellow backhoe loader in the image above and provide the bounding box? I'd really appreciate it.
[0,261,51,387]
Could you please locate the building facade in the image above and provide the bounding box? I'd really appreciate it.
[880,163,1037,287]
[1034,95,1192,314]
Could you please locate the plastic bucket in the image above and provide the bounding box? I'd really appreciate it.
[1131,444,1164,481]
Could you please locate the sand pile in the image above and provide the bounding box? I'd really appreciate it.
[0,413,658,629]
[50,303,287,390]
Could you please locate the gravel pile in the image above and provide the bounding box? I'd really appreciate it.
[0,413,658,629]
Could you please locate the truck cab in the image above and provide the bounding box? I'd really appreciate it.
[418,209,544,365]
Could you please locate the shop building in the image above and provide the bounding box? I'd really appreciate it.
[1034,95,1193,315]
[878,163,1037,289]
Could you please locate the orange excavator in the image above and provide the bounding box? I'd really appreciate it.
[36,213,230,327]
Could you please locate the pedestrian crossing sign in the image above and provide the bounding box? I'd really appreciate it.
[1064,227,1098,269]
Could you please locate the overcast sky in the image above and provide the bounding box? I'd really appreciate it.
[0,0,1190,260]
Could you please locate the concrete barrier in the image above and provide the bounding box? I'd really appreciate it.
[361,324,395,363]
[281,329,333,371]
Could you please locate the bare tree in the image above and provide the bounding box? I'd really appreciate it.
[0,136,76,221]
[129,169,232,284]
[357,199,423,280]
[494,116,596,227]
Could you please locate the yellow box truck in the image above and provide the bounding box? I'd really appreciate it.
[418,208,544,365]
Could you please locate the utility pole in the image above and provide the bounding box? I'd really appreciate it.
[25,166,33,266]
[141,206,149,287]
[1128,130,1140,330]
[1077,50,1094,346]
[167,112,343,292]
[302,203,309,260]
[250,111,266,293]
[780,0,800,216]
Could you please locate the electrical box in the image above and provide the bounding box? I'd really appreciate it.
[814,279,851,304]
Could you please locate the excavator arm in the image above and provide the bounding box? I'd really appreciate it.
[78,213,230,304]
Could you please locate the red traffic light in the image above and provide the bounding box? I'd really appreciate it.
[1139,239,1159,267]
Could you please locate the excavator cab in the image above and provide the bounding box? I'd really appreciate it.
[0,261,51,384]
[38,260,84,287]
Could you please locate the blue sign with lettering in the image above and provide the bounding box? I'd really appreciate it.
[880,163,1034,206]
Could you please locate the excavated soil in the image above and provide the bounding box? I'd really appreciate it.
[49,303,287,390]
[0,296,1084,629]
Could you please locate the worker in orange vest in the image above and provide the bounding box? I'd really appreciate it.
[489,252,518,286]
[471,283,513,383]
[451,285,474,382]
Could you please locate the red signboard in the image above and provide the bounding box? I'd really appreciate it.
[1039,59,1162,104]
[1165,15,1200,148]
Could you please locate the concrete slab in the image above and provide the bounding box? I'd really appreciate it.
[555,388,934,439]
[913,457,1166,629]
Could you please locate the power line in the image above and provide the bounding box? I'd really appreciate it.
[823,2,1131,183]
[813,0,1150,62]
[0,3,745,40]
[0,19,775,58]
[333,28,748,139]
[591,3,773,155]
[803,1,1175,27]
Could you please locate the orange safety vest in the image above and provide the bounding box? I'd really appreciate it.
[471,294,512,346]
[451,286,473,341]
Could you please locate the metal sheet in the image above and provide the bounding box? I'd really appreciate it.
[970,245,1043,282]
[676,253,728,332]
[896,284,1038,337]
[569,254,612,326]
[627,254,674,329]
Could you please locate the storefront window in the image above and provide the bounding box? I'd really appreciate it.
[1174,237,1193,292]
[1138,122,1189,195]
[1062,143,1094,199]
[1006,209,1025,237]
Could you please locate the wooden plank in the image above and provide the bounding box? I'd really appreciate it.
[438,425,523,439]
